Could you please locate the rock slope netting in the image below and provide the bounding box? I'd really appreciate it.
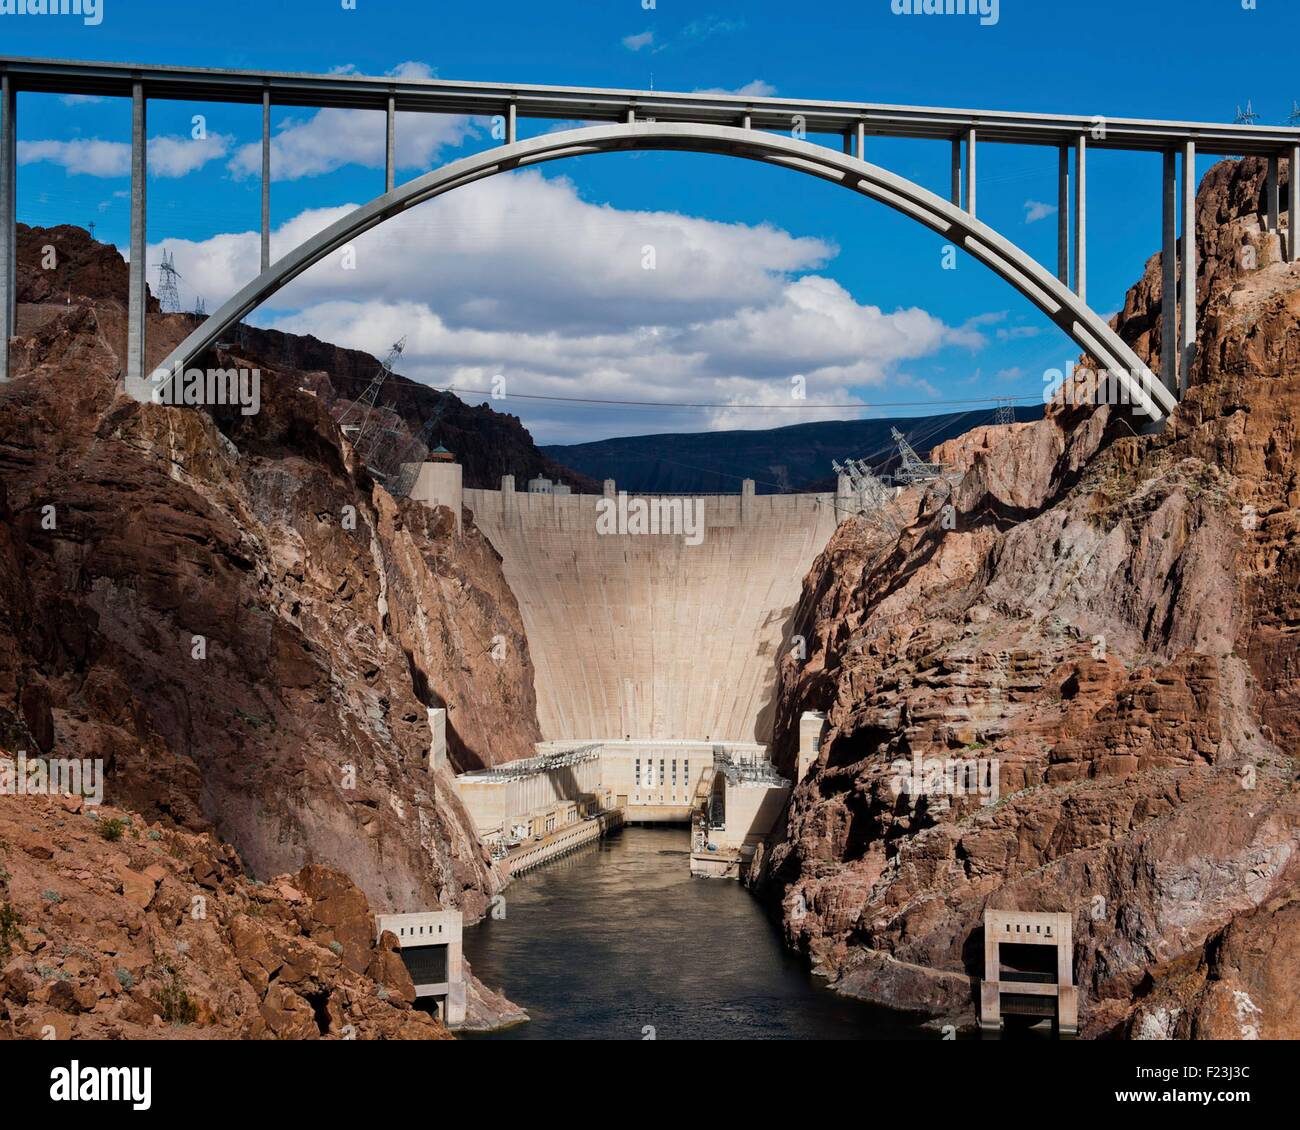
[1,228,546,928]
[760,156,1300,1039]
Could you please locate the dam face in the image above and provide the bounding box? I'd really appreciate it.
[464,480,842,744]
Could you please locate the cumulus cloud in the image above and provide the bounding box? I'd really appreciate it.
[227,61,476,181]
[159,170,837,335]
[622,31,655,51]
[17,134,232,178]
[151,171,987,441]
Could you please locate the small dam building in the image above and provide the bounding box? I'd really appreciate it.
[979,909,1078,1038]
[375,910,466,1026]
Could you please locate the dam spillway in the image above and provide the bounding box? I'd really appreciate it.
[462,478,843,744]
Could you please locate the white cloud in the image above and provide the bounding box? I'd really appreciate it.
[16,134,231,178]
[154,172,987,442]
[1023,199,1057,224]
[18,139,129,177]
[60,94,103,106]
[227,60,474,181]
[693,80,777,97]
[149,134,234,177]
[622,31,654,51]
[160,171,838,335]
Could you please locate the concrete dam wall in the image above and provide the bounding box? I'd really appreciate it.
[463,481,843,744]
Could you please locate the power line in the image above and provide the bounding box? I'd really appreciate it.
[432,385,1042,411]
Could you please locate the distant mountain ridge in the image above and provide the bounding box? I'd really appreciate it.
[542,406,1045,494]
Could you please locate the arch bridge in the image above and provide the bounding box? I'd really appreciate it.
[4,58,1300,424]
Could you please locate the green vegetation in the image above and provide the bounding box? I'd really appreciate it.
[97,817,126,842]
[0,902,20,959]
[158,966,198,1025]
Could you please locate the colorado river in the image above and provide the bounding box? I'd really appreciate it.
[463,825,928,1040]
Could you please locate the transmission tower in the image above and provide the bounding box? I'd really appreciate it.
[390,395,453,499]
[1234,100,1260,126]
[890,426,952,485]
[1287,102,1300,127]
[994,398,1017,427]
[335,337,407,478]
[832,456,903,539]
[192,296,206,318]
[156,249,182,313]
[87,220,96,241]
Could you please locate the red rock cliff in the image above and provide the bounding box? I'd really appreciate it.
[763,156,1300,1039]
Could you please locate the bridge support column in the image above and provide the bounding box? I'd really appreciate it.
[126,80,149,401]
[855,120,865,159]
[1290,145,1300,262]
[964,128,976,217]
[1161,150,1178,396]
[385,94,396,192]
[1073,134,1087,303]
[1266,154,1280,234]
[950,138,961,207]
[261,89,271,272]
[1180,141,1197,396]
[1057,146,1069,284]
[0,74,14,385]
[506,102,517,145]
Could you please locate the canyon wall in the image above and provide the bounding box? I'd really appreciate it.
[761,156,1300,1039]
[2,226,544,922]
[465,484,842,743]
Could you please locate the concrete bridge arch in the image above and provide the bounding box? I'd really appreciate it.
[154,120,1178,423]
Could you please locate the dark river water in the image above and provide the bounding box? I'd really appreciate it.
[462,825,929,1040]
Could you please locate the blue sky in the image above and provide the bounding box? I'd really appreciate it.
[6,0,1297,443]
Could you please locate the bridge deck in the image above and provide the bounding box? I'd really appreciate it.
[2,56,1298,156]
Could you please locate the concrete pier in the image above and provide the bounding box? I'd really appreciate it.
[979,909,1078,1038]
[375,910,466,1026]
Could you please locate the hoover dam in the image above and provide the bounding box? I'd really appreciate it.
[463,477,843,745]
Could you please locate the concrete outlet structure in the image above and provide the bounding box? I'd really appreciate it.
[375,910,466,1026]
[405,452,463,534]
[979,909,1078,1038]
[797,711,826,782]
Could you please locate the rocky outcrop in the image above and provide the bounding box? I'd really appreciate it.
[761,156,1300,1039]
[16,223,159,313]
[0,795,446,1039]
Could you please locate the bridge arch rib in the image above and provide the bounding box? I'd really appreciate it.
[155,121,1177,423]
